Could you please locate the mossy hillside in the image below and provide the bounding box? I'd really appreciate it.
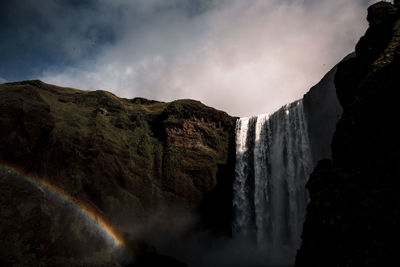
[0,80,236,231]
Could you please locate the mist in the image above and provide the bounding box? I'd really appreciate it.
[120,209,290,267]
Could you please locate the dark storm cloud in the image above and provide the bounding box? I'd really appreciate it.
[0,0,120,80]
[0,0,215,80]
[1,0,381,116]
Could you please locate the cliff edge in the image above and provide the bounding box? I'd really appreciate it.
[297,2,400,265]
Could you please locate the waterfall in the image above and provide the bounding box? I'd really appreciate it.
[233,100,313,263]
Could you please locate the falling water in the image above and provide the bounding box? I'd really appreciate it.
[233,100,313,264]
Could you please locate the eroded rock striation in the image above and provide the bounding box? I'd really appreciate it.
[297,2,400,266]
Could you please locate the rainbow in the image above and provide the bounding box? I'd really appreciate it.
[0,164,128,260]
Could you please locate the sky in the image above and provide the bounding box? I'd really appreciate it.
[0,0,380,117]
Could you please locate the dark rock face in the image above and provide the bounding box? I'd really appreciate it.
[303,61,343,166]
[0,80,236,265]
[297,2,400,266]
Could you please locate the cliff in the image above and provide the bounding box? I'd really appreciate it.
[297,1,400,266]
[303,59,343,166]
[0,80,236,265]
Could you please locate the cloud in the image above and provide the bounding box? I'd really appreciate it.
[0,76,6,84]
[31,0,378,116]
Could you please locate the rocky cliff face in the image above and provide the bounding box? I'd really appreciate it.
[297,2,400,266]
[303,59,343,166]
[0,80,236,265]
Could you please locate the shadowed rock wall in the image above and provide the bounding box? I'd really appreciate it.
[297,2,400,266]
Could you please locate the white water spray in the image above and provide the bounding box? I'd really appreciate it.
[233,100,313,264]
